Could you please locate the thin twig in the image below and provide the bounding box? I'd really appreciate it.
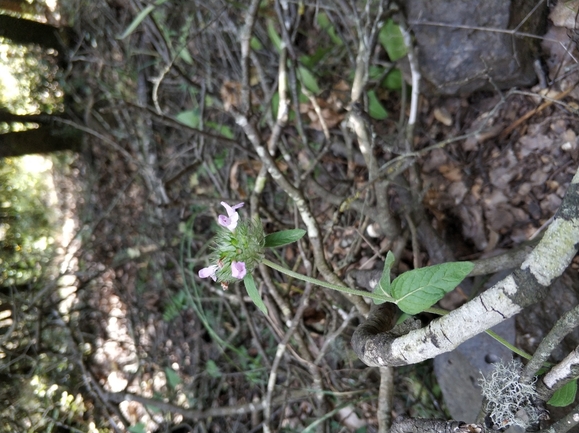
[378,366,394,433]
[264,283,315,433]
[520,300,579,382]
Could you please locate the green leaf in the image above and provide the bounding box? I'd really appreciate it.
[549,380,577,407]
[250,36,263,51]
[128,423,147,433]
[176,111,234,138]
[206,359,221,378]
[368,90,388,120]
[379,19,407,61]
[179,47,193,65]
[267,20,282,51]
[164,367,181,389]
[369,65,385,81]
[206,121,234,139]
[271,92,279,119]
[298,66,320,94]
[374,251,396,303]
[176,110,200,128]
[316,12,343,46]
[382,69,403,90]
[118,5,155,39]
[264,229,306,248]
[300,47,332,69]
[391,261,474,315]
[117,0,168,40]
[243,273,268,314]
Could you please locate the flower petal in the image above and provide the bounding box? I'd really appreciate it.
[221,201,244,215]
[199,265,219,281]
[231,261,247,279]
[218,202,243,231]
[218,215,232,228]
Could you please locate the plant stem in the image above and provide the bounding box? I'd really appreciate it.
[263,259,533,360]
[485,330,532,360]
[262,258,395,303]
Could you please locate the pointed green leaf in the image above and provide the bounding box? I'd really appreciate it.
[368,90,388,120]
[548,379,577,407]
[164,367,181,389]
[264,229,306,248]
[243,273,268,314]
[267,20,282,51]
[298,66,320,94]
[379,19,407,61]
[179,47,193,65]
[176,109,200,128]
[391,261,474,315]
[374,251,395,303]
[118,5,155,39]
[316,12,343,46]
[271,91,280,119]
[117,0,168,40]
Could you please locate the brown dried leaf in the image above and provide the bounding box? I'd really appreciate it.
[456,199,487,250]
[447,181,468,204]
[422,148,448,172]
[433,107,452,126]
[220,80,241,112]
[485,205,514,233]
[518,134,553,158]
[550,0,579,28]
[438,163,462,182]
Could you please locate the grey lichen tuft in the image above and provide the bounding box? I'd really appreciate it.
[479,359,540,430]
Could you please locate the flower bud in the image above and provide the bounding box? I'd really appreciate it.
[198,202,265,284]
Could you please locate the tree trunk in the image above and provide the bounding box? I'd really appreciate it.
[0,127,81,157]
[0,14,71,55]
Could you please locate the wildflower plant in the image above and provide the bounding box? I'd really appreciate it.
[198,202,306,314]
[198,201,476,318]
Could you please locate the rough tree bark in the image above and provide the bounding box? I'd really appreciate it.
[352,165,579,367]
[390,417,484,433]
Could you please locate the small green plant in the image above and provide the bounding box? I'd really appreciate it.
[163,288,188,321]
[197,201,473,317]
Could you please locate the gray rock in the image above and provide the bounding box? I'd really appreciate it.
[403,0,548,95]
[434,317,516,423]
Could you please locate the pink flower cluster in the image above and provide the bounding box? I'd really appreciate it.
[198,202,247,282]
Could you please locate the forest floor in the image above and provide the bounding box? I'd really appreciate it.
[13,1,579,432]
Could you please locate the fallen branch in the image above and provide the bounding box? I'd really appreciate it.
[352,164,579,367]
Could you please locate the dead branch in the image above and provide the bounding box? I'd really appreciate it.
[352,165,579,367]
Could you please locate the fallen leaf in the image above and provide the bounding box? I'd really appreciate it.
[433,107,453,126]
[438,164,462,182]
[518,134,553,158]
[422,148,448,172]
[447,181,468,204]
[456,199,487,250]
[549,0,579,28]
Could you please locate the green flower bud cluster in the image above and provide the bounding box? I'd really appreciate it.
[209,217,265,284]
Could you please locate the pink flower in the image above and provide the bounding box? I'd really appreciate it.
[199,265,219,281]
[218,202,244,231]
[231,261,247,279]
